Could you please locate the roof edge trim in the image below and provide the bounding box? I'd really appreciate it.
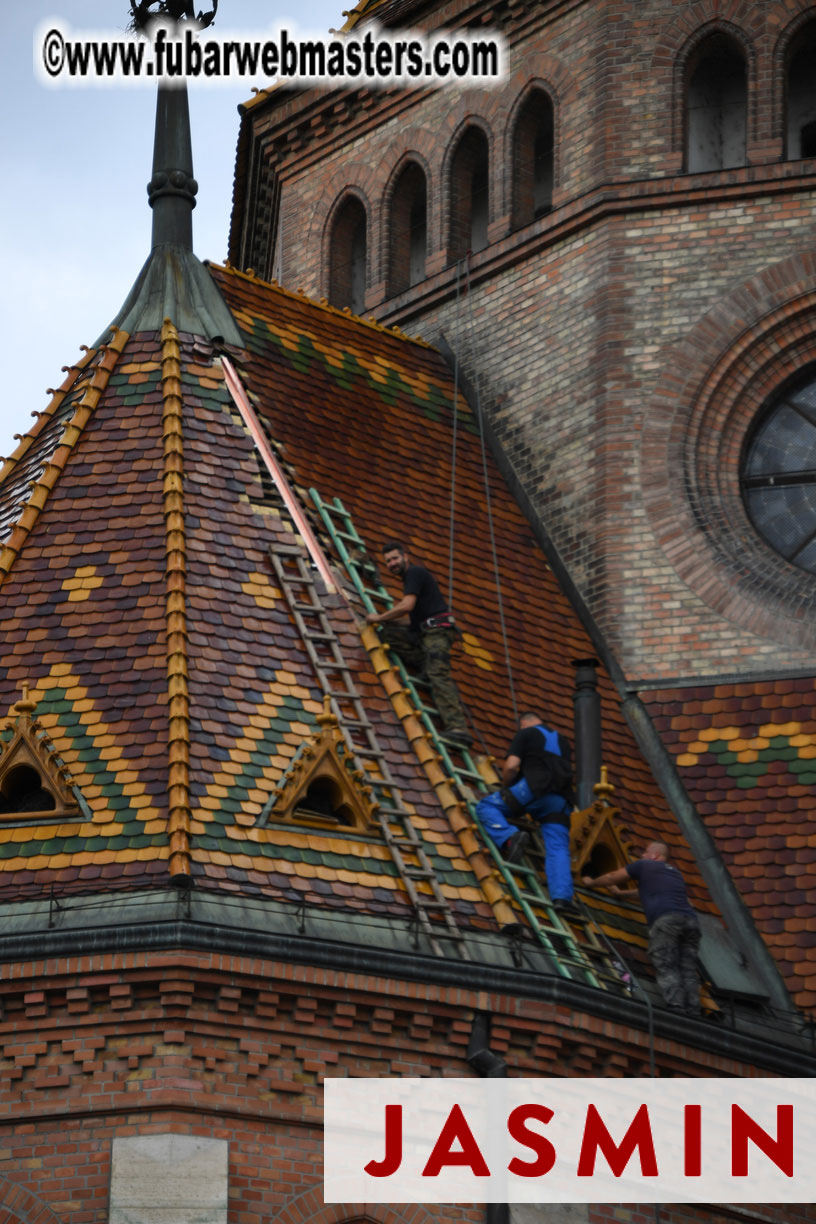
[210,261,433,350]
[161,319,192,883]
[0,331,129,593]
[0,346,99,490]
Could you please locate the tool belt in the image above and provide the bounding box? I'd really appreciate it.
[420,613,456,632]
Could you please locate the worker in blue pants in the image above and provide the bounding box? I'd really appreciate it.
[476,712,577,915]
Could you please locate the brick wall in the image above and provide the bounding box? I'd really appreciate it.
[0,947,799,1221]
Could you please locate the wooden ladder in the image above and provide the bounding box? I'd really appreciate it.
[270,542,470,961]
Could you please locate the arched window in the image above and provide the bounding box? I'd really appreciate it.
[448,127,489,261]
[785,23,816,160]
[329,196,367,314]
[388,162,428,295]
[685,34,747,172]
[512,89,554,227]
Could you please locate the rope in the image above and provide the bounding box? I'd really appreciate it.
[462,256,519,723]
[447,260,464,610]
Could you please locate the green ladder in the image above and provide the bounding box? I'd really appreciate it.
[309,490,627,991]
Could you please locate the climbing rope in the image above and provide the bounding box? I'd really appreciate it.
[457,255,518,723]
[447,260,463,611]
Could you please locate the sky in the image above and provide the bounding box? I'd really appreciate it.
[1,0,345,462]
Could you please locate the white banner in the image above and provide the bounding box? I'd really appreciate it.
[324,1078,815,1203]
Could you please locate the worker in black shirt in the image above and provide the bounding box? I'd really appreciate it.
[476,712,577,912]
[364,541,472,746]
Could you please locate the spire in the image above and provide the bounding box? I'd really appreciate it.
[148,82,198,250]
[102,1,241,346]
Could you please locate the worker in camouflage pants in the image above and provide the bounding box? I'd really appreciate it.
[582,840,702,1016]
[365,542,472,747]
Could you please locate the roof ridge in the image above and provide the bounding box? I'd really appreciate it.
[0,345,99,490]
[160,318,192,885]
[0,330,129,593]
[361,622,518,929]
[209,260,433,350]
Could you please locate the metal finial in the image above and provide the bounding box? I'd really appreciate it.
[12,681,37,717]
[129,0,218,32]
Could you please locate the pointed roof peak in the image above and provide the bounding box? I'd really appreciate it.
[103,2,241,346]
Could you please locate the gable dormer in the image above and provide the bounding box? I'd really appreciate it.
[0,685,80,822]
[571,766,635,878]
[260,700,377,833]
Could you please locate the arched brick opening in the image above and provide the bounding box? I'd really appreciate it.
[783,17,816,159]
[643,252,816,650]
[328,194,368,315]
[388,160,428,296]
[684,30,748,172]
[270,1185,458,1224]
[511,86,555,228]
[447,126,489,261]
[0,1179,65,1224]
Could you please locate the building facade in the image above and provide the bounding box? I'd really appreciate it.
[0,1,815,1220]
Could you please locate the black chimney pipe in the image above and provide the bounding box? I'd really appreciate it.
[572,657,601,808]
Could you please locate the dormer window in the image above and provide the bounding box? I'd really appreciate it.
[0,763,55,815]
[0,686,80,823]
[260,703,376,834]
[293,776,356,827]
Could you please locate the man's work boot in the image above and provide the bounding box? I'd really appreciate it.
[443,726,473,748]
[502,831,530,864]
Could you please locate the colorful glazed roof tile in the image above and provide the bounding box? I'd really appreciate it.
[5,247,803,1013]
[642,679,816,1008]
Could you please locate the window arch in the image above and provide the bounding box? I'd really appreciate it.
[512,88,554,227]
[329,195,367,314]
[448,126,489,261]
[388,161,428,295]
[785,22,816,160]
[684,33,747,172]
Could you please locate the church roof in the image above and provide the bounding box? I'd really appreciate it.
[1,247,809,1021]
[0,268,679,912]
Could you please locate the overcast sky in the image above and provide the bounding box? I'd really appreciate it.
[1,0,344,461]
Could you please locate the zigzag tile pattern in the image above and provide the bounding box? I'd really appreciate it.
[0,335,170,894]
[175,335,490,922]
[643,677,816,1007]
